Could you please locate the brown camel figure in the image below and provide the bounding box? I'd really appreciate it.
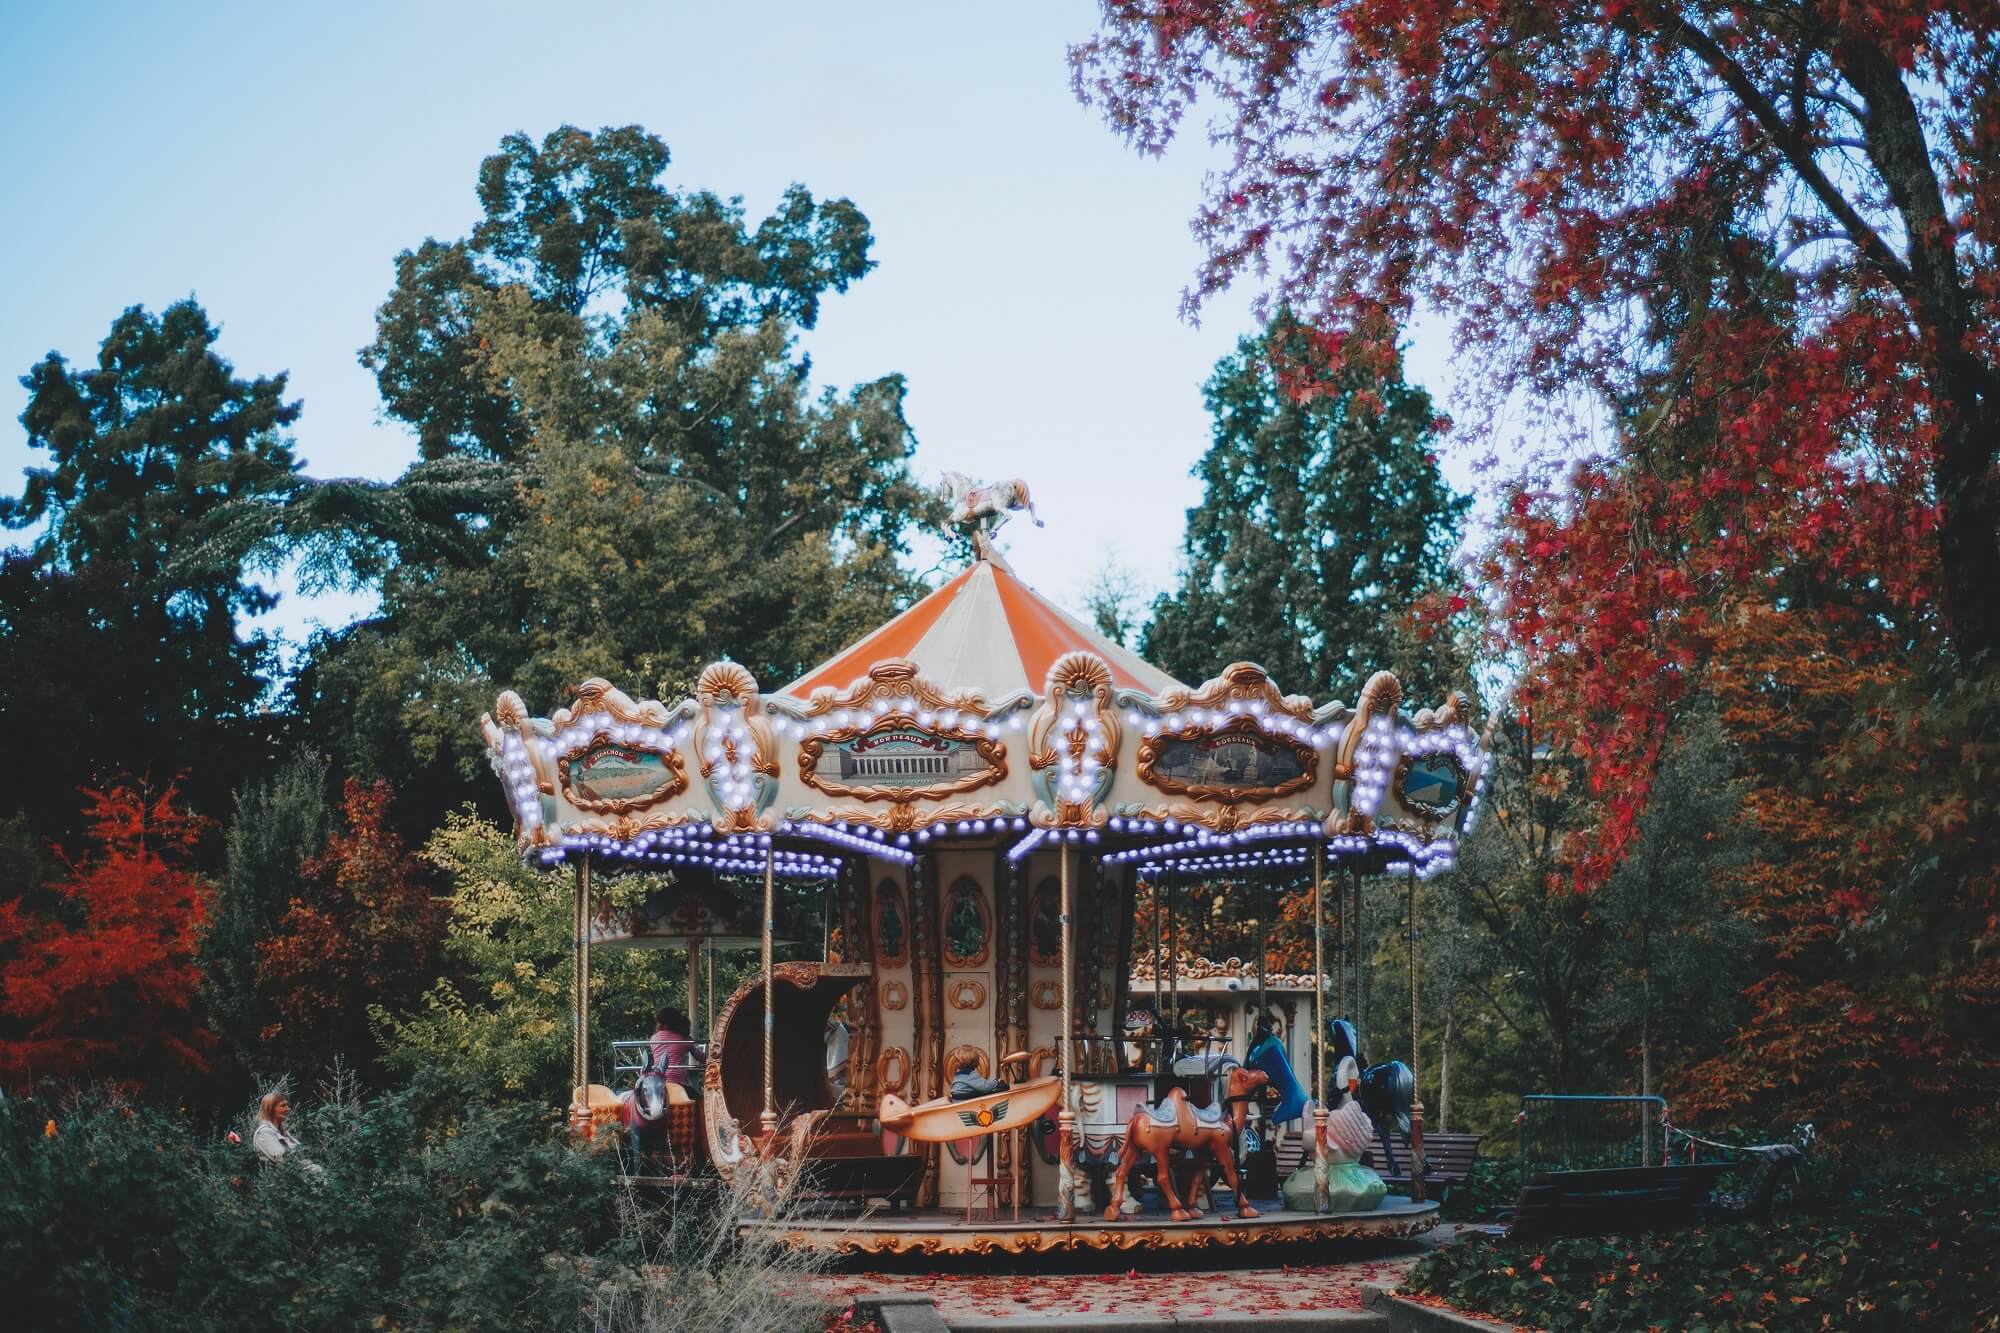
[1104,1065,1269,1222]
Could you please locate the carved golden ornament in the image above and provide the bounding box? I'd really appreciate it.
[696,661,759,705]
[881,981,910,1011]
[799,658,992,718]
[793,802,1016,834]
[1154,662,1315,722]
[875,1046,911,1094]
[1031,980,1061,1011]
[1128,951,1321,990]
[1331,670,1401,781]
[946,978,987,1011]
[1026,652,1121,828]
[551,677,681,731]
[690,662,779,831]
[1129,802,1323,833]
[943,1044,990,1080]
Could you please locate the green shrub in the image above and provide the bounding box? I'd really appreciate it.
[1440,1154,1522,1222]
[1,1075,841,1332]
[1405,1162,2000,1331]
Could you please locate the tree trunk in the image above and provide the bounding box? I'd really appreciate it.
[1438,1008,1452,1133]
[1641,963,1654,1164]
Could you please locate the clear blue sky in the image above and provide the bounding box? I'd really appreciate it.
[0,1,1467,653]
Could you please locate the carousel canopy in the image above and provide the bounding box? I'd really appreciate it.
[478,484,1490,877]
[784,558,1184,701]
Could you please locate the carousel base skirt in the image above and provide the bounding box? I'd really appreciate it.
[739,1197,1439,1256]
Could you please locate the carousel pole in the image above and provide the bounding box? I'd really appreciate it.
[1407,861,1427,1204]
[761,843,778,1138]
[1151,872,1162,1069]
[1312,844,1329,1213]
[1256,871,1269,1029]
[570,859,585,1108]
[579,859,592,1084]
[1166,864,1179,1059]
[1056,836,1077,1223]
[688,937,701,1042]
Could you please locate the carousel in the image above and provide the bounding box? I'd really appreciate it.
[478,478,1489,1255]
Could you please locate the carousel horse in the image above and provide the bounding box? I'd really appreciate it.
[617,1047,693,1173]
[1104,1065,1269,1222]
[938,471,1044,535]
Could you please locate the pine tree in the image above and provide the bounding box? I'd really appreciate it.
[1144,316,1469,701]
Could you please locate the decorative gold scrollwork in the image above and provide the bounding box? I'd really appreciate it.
[881,980,910,1011]
[1027,652,1120,827]
[875,1046,911,1094]
[1031,980,1061,1011]
[946,978,987,1011]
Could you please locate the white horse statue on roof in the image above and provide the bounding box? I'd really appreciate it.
[938,471,1044,536]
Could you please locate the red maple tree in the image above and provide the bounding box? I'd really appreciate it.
[254,779,441,1073]
[0,780,214,1087]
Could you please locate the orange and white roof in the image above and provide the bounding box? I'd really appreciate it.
[782,558,1185,701]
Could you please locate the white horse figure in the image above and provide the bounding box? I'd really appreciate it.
[938,471,1044,535]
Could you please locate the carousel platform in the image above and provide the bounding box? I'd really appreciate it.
[744,1197,1439,1256]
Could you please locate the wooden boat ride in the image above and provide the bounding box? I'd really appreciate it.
[879,1067,1062,1143]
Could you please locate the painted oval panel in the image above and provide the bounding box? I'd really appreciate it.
[1397,754,1465,818]
[561,742,684,812]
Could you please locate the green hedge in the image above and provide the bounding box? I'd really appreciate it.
[1405,1163,1999,1331]
[0,1078,633,1332]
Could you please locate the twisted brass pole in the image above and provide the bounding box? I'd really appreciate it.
[761,844,777,1137]
[1057,838,1076,1221]
[1312,843,1329,1212]
[1408,861,1426,1204]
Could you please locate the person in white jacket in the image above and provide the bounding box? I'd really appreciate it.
[253,1092,319,1172]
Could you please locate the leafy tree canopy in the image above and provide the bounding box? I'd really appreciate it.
[1144,315,1470,701]
[0,302,300,840]
[263,126,935,827]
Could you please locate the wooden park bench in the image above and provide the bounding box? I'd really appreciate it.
[1268,1130,1484,1201]
[1505,1161,1737,1237]
[1362,1131,1485,1201]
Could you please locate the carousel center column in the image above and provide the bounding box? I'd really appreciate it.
[761,843,778,1137]
[1407,861,1427,1203]
[1056,836,1077,1223]
[1312,844,1330,1213]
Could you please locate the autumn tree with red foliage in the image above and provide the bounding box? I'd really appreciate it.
[0,781,213,1088]
[254,780,442,1076]
[1078,1,2000,1137]
[1074,0,1997,656]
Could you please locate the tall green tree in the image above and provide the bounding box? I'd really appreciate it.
[263,126,932,829]
[1145,316,1469,701]
[201,751,333,1075]
[0,302,300,842]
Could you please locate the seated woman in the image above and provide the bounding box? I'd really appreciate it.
[253,1093,323,1175]
[648,1006,696,1091]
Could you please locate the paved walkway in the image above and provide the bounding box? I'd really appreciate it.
[813,1228,1476,1324]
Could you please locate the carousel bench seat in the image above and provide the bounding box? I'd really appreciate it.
[1506,1162,1736,1237]
[1362,1131,1484,1200]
